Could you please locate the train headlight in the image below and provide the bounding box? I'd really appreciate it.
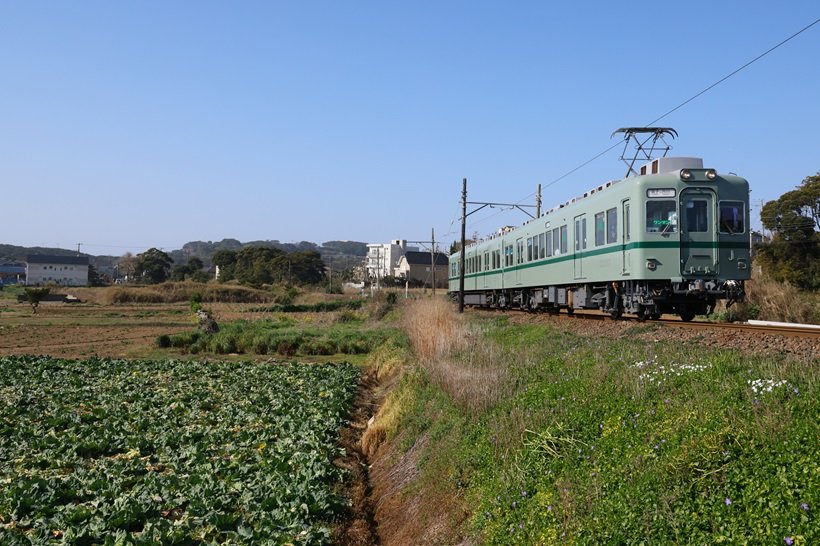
[646,260,657,271]
[706,169,717,180]
[680,169,692,180]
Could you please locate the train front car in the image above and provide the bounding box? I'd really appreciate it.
[628,157,750,321]
[447,155,751,321]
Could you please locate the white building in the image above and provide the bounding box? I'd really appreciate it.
[26,255,89,286]
[365,239,418,280]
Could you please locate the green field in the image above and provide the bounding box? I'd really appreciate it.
[0,356,359,544]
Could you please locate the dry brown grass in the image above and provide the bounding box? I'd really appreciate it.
[746,275,820,324]
[402,297,511,413]
[402,298,469,362]
[93,282,282,305]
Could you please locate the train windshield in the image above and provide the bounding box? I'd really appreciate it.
[719,202,745,234]
[646,200,677,233]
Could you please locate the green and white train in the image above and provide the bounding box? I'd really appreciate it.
[448,156,750,321]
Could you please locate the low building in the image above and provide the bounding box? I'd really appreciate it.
[0,262,26,285]
[26,255,89,286]
[365,239,419,280]
[396,251,449,288]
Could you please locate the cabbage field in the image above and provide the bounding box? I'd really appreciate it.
[0,355,359,544]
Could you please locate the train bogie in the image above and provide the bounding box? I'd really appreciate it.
[449,157,751,321]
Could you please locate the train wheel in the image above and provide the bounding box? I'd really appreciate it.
[636,306,647,322]
[679,311,695,322]
[609,308,622,320]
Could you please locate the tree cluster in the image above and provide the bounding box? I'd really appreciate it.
[133,248,174,284]
[213,246,326,287]
[170,257,210,283]
[757,173,820,290]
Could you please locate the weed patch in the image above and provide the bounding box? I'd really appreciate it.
[157,317,405,358]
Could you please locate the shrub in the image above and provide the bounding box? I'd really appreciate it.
[252,336,269,355]
[276,339,298,356]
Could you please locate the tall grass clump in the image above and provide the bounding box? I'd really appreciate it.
[403,298,469,362]
[402,298,511,413]
[745,274,820,324]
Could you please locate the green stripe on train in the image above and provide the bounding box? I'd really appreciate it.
[449,240,749,281]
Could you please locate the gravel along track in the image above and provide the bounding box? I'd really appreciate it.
[497,311,819,362]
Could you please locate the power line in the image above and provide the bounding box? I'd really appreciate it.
[542,16,820,192]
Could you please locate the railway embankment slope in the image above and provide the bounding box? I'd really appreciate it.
[364,300,817,545]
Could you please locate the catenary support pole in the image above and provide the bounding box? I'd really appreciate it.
[459,178,467,313]
[431,227,436,295]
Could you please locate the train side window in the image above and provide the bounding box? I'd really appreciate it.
[516,239,524,265]
[685,200,708,232]
[553,229,560,256]
[546,230,552,257]
[624,203,631,241]
[560,225,568,254]
[582,218,587,249]
[533,235,539,260]
[595,212,605,245]
[574,220,580,251]
[606,208,617,244]
[646,201,677,233]
[539,233,546,258]
[527,237,533,261]
[719,201,745,234]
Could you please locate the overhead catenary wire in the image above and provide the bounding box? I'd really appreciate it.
[459,16,820,241]
[543,16,820,193]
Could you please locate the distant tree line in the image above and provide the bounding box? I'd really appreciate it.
[757,173,819,290]
[212,247,326,287]
[122,246,328,287]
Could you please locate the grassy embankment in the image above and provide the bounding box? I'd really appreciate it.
[366,298,817,544]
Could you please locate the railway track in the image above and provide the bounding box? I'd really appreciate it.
[557,309,820,339]
[658,318,820,339]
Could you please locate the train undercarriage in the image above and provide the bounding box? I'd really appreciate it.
[456,279,746,322]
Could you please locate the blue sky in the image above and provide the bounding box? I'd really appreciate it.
[2,1,818,256]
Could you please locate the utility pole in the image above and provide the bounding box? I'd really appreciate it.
[458,179,540,313]
[431,227,436,295]
[408,231,439,295]
[459,178,467,313]
[536,184,542,218]
[328,255,332,293]
[76,243,83,256]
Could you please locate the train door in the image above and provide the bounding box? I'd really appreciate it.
[680,188,718,275]
[621,200,631,275]
[483,251,490,289]
[573,214,586,279]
